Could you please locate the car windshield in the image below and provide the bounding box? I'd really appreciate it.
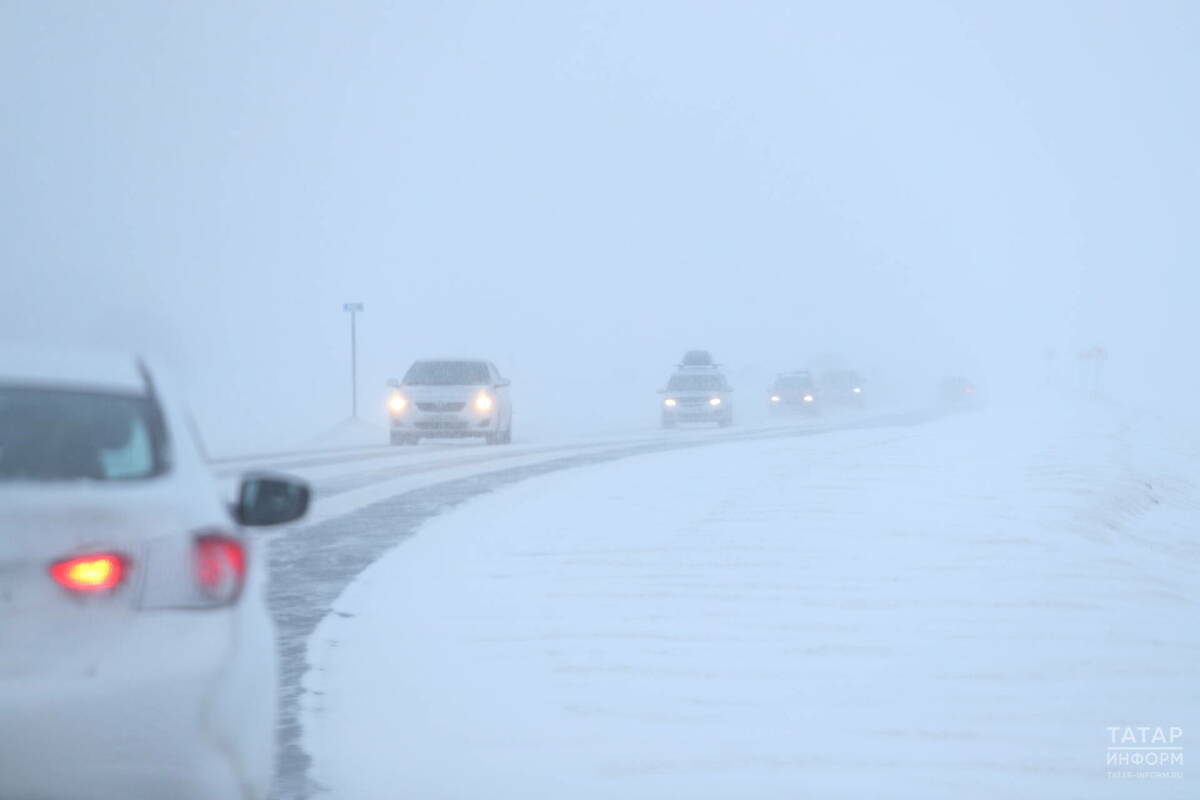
[775,376,814,390]
[403,361,491,386]
[0,386,164,482]
[668,374,724,391]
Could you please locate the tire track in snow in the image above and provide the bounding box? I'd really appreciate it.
[267,409,945,798]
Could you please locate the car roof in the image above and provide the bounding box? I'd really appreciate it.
[0,345,146,394]
[412,357,490,365]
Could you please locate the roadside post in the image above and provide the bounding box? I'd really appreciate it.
[343,302,365,418]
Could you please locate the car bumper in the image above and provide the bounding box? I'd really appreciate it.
[391,411,497,438]
[0,608,274,800]
[770,401,819,412]
[664,405,728,421]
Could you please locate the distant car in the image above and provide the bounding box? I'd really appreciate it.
[680,349,715,367]
[660,366,733,428]
[0,348,309,800]
[768,371,820,415]
[821,369,866,408]
[941,375,978,407]
[388,358,513,445]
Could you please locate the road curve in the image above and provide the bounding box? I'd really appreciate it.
[266,409,944,799]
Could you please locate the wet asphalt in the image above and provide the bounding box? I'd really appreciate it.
[266,410,942,798]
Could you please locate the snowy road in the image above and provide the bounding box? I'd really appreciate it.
[288,401,1198,799]
[252,410,942,798]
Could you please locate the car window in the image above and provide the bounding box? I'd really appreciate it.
[0,386,165,481]
[667,374,724,391]
[775,376,814,390]
[403,361,491,386]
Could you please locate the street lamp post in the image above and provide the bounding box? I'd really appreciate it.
[343,302,364,418]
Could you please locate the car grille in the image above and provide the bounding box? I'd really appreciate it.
[415,419,470,430]
[679,398,710,406]
[416,402,466,413]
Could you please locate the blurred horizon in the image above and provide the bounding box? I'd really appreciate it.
[4,1,1196,452]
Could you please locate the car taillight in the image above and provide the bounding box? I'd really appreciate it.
[50,553,126,592]
[195,534,246,604]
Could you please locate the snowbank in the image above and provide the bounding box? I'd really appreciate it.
[304,399,1200,798]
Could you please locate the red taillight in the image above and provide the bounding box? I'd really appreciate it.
[195,534,246,604]
[50,553,126,592]
[965,387,975,394]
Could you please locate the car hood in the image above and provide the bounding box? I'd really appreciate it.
[400,385,491,402]
[666,390,727,399]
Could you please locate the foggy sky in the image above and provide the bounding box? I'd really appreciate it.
[4,1,1197,452]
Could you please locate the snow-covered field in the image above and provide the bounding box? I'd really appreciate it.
[302,399,1199,798]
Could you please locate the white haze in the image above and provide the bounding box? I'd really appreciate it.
[3,1,1197,453]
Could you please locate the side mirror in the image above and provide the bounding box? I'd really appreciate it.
[386,378,401,389]
[656,387,667,394]
[496,379,511,388]
[235,473,311,527]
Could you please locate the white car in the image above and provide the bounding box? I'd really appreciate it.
[659,366,734,428]
[387,358,513,445]
[0,348,309,800]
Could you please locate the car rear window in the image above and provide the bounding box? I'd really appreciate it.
[668,374,724,391]
[403,361,491,386]
[0,386,165,482]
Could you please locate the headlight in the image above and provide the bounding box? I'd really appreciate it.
[803,394,814,403]
[770,395,781,403]
[664,398,677,408]
[709,397,721,407]
[389,394,408,413]
[852,387,862,394]
[474,393,494,413]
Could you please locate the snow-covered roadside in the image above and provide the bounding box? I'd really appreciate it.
[302,400,1200,799]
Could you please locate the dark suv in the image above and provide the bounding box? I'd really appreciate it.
[768,372,820,415]
[820,370,866,408]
